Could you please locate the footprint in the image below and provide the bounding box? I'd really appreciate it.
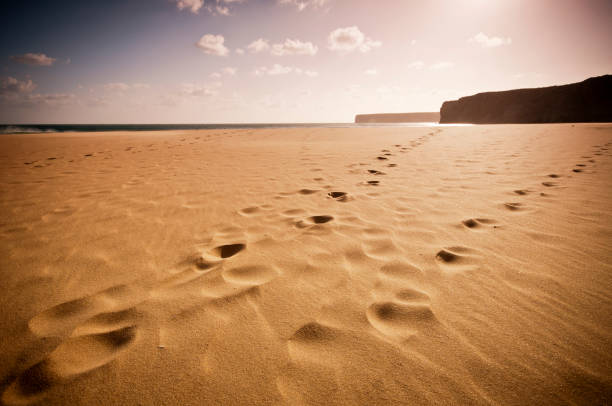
[28,285,143,337]
[207,243,246,259]
[387,164,397,168]
[379,261,422,281]
[513,189,530,195]
[367,170,385,175]
[295,215,334,229]
[298,189,318,195]
[461,218,497,229]
[309,215,334,224]
[367,180,379,186]
[542,182,558,187]
[435,247,479,272]
[461,219,479,228]
[547,174,560,178]
[239,207,260,216]
[222,265,278,286]
[70,308,139,337]
[376,156,388,161]
[572,169,583,173]
[287,322,341,365]
[395,288,430,304]
[366,302,435,338]
[2,326,137,405]
[327,192,350,202]
[503,202,524,211]
[289,322,338,343]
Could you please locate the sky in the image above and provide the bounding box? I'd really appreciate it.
[1,0,611,123]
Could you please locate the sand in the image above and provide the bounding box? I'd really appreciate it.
[0,124,611,405]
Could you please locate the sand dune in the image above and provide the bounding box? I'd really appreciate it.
[0,124,611,405]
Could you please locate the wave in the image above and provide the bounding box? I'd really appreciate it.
[0,125,57,134]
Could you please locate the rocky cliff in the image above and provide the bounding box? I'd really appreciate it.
[439,75,612,124]
[355,112,440,123]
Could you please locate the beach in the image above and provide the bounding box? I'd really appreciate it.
[0,124,611,405]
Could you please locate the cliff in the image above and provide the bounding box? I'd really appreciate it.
[439,75,612,124]
[355,112,440,123]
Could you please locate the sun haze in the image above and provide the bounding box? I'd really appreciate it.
[1,0,611,123]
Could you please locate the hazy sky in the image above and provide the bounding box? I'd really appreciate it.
[1,0,611,123]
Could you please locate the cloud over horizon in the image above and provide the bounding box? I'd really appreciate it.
[254,64,318,77]
[469,32,512,48]
[271,39,318,56]
[10,53,57,66]
[328,26,381,54]
[0,76,37,95]
[196,34,230,56]
[277,0,330,11]
[0,76,75,107]
[174,0,204,14]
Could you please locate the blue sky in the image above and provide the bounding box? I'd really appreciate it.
[1,0,611,123]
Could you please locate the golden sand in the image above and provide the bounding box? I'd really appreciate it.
[0,124,611,405]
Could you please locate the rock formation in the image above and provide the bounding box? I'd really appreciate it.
[439,75,612,124]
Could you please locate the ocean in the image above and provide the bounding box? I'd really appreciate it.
[0,123,449,134]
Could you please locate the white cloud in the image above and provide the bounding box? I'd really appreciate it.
[430,61,454,70]
[248,38,270,53]
[254,64,318,77]
[469,32,512,48]
[410,39,417,46]
[174,0,204,14]
[10,53,57,66]
[278,0,330,11]
[0,77,76,107]
[0,77,36,95]
[103,82,150,91]
[364,69,378,76]
[180,81,222,97]
[271,39,318,56]
[27,93,76,106]
[210,67,237,79]
[222,67,237,75]
[256,64,292,76]
[175,0,245,16]
[104,82,130,91]
[407,60,424,69]
[235,48,245,55]
[196,34,229,56]
[216,5,230,15]
[86,96,110,107]
[328,26,381,54]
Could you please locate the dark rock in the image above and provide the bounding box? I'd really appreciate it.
[439,75,612,124]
